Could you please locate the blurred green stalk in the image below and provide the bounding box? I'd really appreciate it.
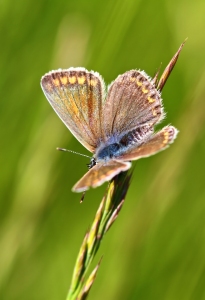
[66,171,132,300]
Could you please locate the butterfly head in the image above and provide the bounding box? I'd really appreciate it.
[87,157,96,169]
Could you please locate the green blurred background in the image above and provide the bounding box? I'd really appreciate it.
[1,0,205,299]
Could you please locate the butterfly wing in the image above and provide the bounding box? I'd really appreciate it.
[72,160,131,192]
[102,70,164,139]
[41,68,106,153]
[117,126,178,161]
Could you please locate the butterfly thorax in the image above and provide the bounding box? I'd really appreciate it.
[96,143,121,161]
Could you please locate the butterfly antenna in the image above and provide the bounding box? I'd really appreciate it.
[56,147,92,159]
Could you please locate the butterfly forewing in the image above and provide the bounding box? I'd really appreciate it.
[103,70,164,139]
[72,160,131,192]
[41,68,106,153]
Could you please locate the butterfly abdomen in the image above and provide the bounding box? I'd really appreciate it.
[119,125,153,147]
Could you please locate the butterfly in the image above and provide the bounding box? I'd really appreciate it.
[41,43,184,192]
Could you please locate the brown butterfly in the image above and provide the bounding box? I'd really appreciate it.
[41,43,184,192]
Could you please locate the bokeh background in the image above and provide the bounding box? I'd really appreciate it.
[1,0,205,299]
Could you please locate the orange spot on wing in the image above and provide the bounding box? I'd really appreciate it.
[142,86,148,94]
[152,108,157,116]
[53,78,60,86]
[69,76,76,84]
[90,79,97,86]
[136,81,142,86]
[148,96,155,103]
[163,131,169,144]
[77,76,86,84]
[130,77,136,82]
[60,76,68,85]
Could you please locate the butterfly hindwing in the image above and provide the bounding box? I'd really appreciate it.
[117,126,178,161]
